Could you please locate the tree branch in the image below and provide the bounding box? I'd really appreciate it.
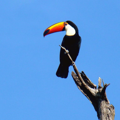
[59,45,115,120]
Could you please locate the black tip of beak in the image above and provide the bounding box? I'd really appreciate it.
[43,29,50,37]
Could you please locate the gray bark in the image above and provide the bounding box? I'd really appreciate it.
[72,71,115,120]
[59,45,115,120]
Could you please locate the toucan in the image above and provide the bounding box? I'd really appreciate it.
[43,20,81,78]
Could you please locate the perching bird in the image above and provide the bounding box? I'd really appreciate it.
[43,20,81,78]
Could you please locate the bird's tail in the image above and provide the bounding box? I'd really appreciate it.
[56,64,69,78]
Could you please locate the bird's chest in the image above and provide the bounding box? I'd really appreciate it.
[61,36,79,49]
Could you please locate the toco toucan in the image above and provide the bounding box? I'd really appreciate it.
[43,20,81,78]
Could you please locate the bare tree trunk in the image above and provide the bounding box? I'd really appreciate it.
[59,45,115,120]
[72,71,115,120]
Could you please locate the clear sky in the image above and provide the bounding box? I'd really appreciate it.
[0,0,120,120]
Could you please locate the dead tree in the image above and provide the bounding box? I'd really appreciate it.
[59,45,115,120]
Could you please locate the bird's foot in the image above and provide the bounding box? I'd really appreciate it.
[65,49,69,54]
[72,61,75,65]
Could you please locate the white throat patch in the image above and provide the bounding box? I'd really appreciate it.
[65,24,76,36]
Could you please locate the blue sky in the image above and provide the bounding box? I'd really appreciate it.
[0,0,120,120]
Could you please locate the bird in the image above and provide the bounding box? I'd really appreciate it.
[43,20,81,78]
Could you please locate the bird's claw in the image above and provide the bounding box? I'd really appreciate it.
[65,50,69,54]
[72,61,75,65]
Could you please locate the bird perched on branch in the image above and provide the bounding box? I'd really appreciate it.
[43,20,81,78]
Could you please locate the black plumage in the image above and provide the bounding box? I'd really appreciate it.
[56,21,81,78]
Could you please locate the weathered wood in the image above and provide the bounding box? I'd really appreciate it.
[72,72,115,120]
[59,45,115,120]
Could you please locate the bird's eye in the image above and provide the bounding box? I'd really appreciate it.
[65,23,68,26]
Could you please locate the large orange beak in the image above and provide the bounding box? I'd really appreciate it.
[43,22,67,37]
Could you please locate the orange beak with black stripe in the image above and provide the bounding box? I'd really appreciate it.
[43,20,81,78]
[43,22,68,36]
